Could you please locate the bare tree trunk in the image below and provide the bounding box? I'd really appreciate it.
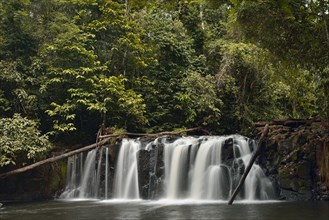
[199,4,205,31]
[320,0,329,48]
[125,0,129,17]
[228,124,269,205]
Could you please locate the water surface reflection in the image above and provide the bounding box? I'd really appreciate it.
[0,200,328,220]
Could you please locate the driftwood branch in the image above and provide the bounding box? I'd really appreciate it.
[0,137,112,179]
[0,127,204,179]
[228,124,270,205]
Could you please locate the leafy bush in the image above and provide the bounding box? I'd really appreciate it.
[177,71,222,127]
[0,114,52,167]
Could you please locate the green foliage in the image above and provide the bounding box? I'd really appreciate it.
[0,90,10,114]
[177,71,222,127]
[216,42,282,131]
[229,0,329,67]
[0,0,327,144]
[0,0,39,60]
[137,10,200,131]
[274,64,319,118]
[178,2,206,54]
[38,0,150,134]
[0,114,52,167]
[226,0,328,120]
[318,66,329,118]
[0,60,38,116]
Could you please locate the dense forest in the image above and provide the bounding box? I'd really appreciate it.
[0,0,328,168]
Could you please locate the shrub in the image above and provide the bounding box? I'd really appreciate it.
[0,114,52,167]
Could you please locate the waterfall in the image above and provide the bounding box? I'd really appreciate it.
[60,135,275,201]
[59,153,83,199]
[78,150,97,198]
[59,150,98,199]
[105,147,109,199]
[163,135,274,200]
[165,138,192,199]
[189,137,226,199]
[113,139,141,199]
[95,147,103,198]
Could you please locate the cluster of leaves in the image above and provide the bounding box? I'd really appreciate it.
[177,71,222,128]
[228,0,328,118]
[37,0,152,134]
[0,114,52,167]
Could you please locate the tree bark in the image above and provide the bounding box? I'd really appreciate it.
[228,124,269,205]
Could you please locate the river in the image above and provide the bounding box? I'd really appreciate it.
[1,200,328,220]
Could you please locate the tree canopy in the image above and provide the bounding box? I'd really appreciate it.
[0,0,328,156]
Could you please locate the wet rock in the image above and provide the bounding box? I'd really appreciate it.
[0,160,67,202]
[221,137,234,166]
[156,143,165,178]
[296,161,311,179]
[257,121,328,201]
[280,189,313,201]
[108,141,120,164]
[138,150,151,199]
[145,141,166,199]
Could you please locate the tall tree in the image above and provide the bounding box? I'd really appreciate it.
[40,0,151,137]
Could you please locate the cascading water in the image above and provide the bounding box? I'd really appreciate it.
[59,153,84,199]
[60,135,276,201]
[105,147,109,199]
[60,150,99,199]
[163,135,275,200]
[59,148,108,199]
[95,147,103,198]
[113,139,141,199]
[188,137,230,200]
[78,150,97,198]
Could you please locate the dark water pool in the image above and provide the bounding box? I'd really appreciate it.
[0,200,328,220]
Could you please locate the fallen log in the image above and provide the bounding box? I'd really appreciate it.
[0,137,112,179]
[98,126,203,139]
[253,119,321,128]
[0,127,204,179]
[228,124,269,205]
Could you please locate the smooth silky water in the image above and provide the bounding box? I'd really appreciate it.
[2,135,328,219]
[1,200,328,220]
[60,135,275,201]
